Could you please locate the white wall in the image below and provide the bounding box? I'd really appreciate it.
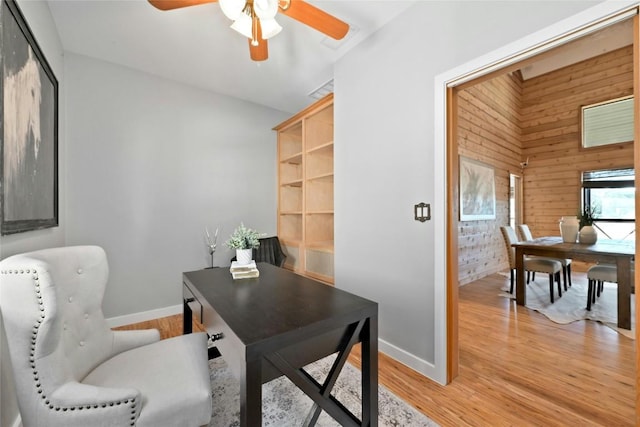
[1,1,65,425]
[334,0,601,382]
[64,52,288,318]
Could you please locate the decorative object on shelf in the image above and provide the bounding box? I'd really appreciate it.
[225,223,263,265]
[578,205,599,244]
[230,260,260,279]
[559,216,579,243]
[205,226,219,268]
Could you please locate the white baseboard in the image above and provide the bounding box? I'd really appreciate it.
[104,307,440,383]
[379,338,439,381]
[106,305,182,328]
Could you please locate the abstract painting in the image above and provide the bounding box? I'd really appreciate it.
[459,156,496,221]
[1,0,58,235]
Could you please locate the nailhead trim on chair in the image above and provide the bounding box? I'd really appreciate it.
[0,269,138,425]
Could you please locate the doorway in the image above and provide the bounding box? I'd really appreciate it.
[436,5,639,386]
[509,174,523,229]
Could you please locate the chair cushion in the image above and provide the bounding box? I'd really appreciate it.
[524,258,562,274]
[588,264,619,283]
[82,332,212,427]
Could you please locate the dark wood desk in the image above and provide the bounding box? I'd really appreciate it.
[512,237,634,329]
[182,263,379,426]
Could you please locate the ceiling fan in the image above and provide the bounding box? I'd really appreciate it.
[148,0,350,61]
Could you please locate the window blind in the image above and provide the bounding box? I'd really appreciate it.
[582,97,634,148]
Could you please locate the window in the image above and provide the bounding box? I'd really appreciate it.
[582,168,635,240]
[581,96,634,148]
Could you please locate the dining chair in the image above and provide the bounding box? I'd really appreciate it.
[500,225,563,303]
[0,246,213,427]
[517,224,573,290]
[586,262,635,310]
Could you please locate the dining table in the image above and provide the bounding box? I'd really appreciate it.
[512,236,635,329]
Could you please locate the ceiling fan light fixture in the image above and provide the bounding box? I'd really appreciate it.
[219,0,246,21]
[230,11,253,39]
[254,0,278,19]
[259,18,282,39]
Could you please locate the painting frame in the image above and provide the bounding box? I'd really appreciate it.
[459,156,496,221]
[1,0,59,235]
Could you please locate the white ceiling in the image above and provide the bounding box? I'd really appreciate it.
[47,0,416,113]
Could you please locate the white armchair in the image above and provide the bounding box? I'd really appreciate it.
[0,246,212,427]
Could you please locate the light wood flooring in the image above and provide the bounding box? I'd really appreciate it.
[116,271,635,426]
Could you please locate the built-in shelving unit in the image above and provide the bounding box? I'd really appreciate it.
[274,94,334,284]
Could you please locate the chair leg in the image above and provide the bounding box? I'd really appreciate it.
[562,266,568,291]
[587,279,593,310]
[549,273,554,303]
[596,280,602,297]
[526,271,530,284]
[556,272,562,297]
[532,272,536,282]
[510,269,514,294]
[567,264,572,287]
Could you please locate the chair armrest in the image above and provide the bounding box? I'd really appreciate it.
[50,381,141,424]
[111,329,160,355]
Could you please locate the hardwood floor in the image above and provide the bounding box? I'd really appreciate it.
[116,271,635,426]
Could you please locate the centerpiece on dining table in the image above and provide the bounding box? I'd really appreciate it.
[578,205,599,244]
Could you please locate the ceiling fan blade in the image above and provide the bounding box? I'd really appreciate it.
[280,0,349,40]
[249,21,269,61]
[148,0,217,11]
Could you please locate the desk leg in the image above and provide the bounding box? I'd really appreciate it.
[362,315,378,427]
[183,299,192,335]
[240,356,262,427]
[515,247,526,306]
[616,257,632,330]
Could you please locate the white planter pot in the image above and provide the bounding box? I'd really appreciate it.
[579,225,598,244]
[235,249,253,265]
[559,216,579,243]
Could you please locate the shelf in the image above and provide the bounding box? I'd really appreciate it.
[306,143,333,178]
[307,141,333,154]
[305,241,334,252]
[275,94,333,282]
[280,237,302,247]
[307,172,333,182]
[279,213,302,242]
[280,161,302,183]
[306,210,333,215]
[281,152,302,164]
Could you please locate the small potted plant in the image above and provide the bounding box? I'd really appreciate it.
[225,223,262,265]
[578,205,598,244]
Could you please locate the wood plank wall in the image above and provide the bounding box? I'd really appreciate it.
[521,45,634,237]
[457,73,522,285]
[456,45,634,285]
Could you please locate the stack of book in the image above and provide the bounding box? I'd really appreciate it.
[230,261,259,279]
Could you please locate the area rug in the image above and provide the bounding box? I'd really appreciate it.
[499,275,635,339]
[208,354,439,426]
